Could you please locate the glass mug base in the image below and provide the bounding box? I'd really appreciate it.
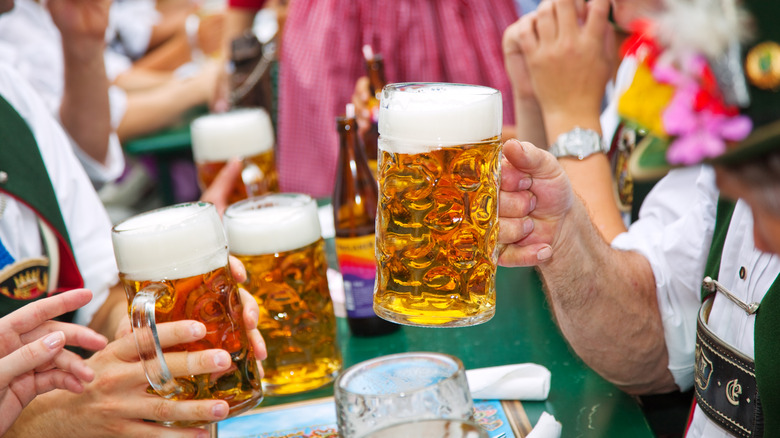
[374,303,495,328]
[262,368,340,396]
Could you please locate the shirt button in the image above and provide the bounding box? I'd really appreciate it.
[739,266,747,279]
[0,171,7,184]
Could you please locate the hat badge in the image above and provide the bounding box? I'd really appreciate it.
[745,41,780,90]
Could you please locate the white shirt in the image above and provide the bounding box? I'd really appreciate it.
[612,165,780,438]
[0,62,118,326]
[0,0,125,185]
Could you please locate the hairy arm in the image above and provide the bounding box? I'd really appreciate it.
[499,140,676,394]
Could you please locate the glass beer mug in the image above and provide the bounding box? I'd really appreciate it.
[111,202,263,427]
[374,83,502,327]
[190,107,279,205]
[223,194,342,396]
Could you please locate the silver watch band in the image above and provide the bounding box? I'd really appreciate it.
[549,127,608,160]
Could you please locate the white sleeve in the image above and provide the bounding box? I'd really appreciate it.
[0,65,120,326]
[611,166,718,390]
[71,132,125,186]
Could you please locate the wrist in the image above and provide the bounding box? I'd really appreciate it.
[548,127,608,160]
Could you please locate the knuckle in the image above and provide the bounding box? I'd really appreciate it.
[153,399,175,420]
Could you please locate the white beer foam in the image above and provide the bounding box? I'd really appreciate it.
[112,203,228,280]
[190,108,275,162]
[378,83,501,154]
[224,196,322,255]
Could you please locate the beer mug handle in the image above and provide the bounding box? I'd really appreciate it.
[131,283,185,398]
[241,158,264,197]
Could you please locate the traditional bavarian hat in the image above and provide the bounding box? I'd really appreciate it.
[617,0,780,179]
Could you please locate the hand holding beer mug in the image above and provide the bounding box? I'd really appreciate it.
[223,194,342,396]
[190,108,279,205]
[111,202,263,427]
[374,83,502,327]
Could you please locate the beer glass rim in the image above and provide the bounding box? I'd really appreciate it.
[111,201,228,281]
[334,351,465,397]
[112,201,214,234]
[378,82,502,148]
[223,193,322,255]
[382,82,499,96]
[224,192,314,218]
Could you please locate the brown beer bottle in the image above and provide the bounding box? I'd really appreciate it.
[361,45,386,176]
[333,104,399,336]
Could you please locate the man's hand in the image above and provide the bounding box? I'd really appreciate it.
[0,289,108,435]
[498,140,575,267]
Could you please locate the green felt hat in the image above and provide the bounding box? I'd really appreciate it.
[622,0,780,180]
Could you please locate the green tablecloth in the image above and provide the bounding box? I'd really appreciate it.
[258,266,654,437]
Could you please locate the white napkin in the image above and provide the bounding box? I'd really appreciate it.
[465,363,551,400]
[526,412,562,438]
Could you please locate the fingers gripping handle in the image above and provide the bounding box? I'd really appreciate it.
[131,284,183,398]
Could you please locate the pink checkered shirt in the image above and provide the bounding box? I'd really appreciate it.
[231,0,518,198]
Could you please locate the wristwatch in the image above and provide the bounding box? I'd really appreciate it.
[548,127,609,160]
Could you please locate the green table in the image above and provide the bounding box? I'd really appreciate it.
[257,266,654,437]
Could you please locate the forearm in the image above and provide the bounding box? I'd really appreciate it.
[117,76,209,141]
[538,199,675,394]
[513,97,547,148]
[59,40,112,164]
[544,109,626,241]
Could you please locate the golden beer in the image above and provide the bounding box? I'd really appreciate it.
[191,108,279,203]
[197,149,279,205]
[224,194,342,396]
[119,266,262,414]
[112,202,263,427]
[374,83,502,327]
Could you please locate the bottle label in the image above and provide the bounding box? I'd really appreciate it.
[335,234,377,318]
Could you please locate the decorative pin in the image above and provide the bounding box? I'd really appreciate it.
[745,41,780,90]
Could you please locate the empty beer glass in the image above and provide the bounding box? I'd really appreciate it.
[374,83,502,327]
[190,108,279,204]
[334,352,475,438]
[223,194,342,396]
[111,202,263,427]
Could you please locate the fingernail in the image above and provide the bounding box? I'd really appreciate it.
[537,246,553,261]
[214,351,230,368]
[44,331,65,350]
[212,403,228,418]
[530,195,537,211]
[523,218,534,235]
[518,177,532,190]
[190,323,205,338]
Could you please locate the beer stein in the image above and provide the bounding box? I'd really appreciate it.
[334,352,475,438]
[223,194,342,395]
[111,202,263,427]
[374,83,502,327]
[190,108,279,204]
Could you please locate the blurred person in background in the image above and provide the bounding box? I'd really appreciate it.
[0,1,266,435]
[218,0,520,199]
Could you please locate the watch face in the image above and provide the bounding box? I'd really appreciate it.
[609,122,646,213]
